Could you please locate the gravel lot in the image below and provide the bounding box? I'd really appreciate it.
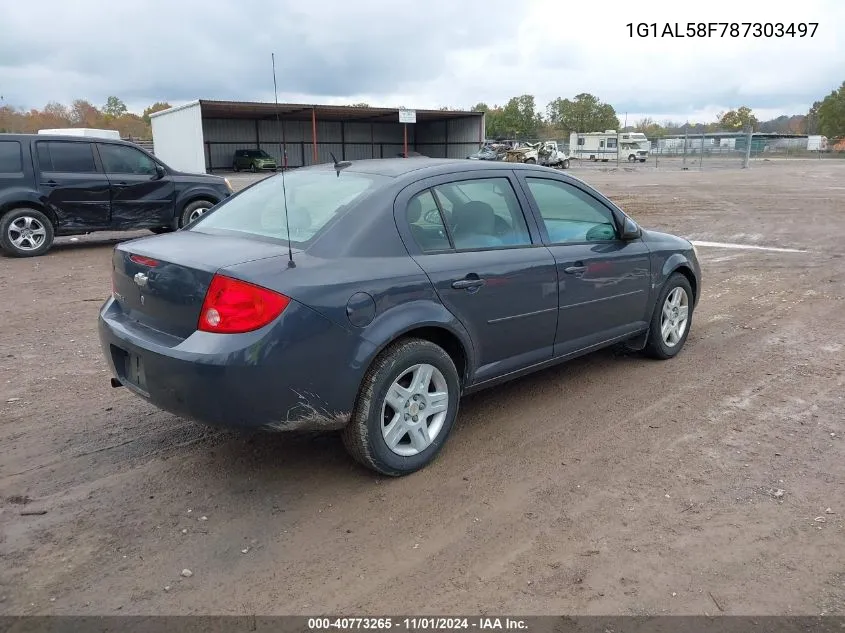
[1,160,844,616]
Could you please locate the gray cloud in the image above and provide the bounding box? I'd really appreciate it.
[0,0,522,109]
[1,0,842,122]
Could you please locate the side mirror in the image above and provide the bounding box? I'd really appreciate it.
[620,216,642,240]
[154,164,166,179]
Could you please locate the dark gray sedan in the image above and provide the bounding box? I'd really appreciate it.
[99,158,701,476]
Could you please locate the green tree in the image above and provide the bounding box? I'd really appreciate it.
[103,96,128,118]
[805,101,821,135]
[546,93,619,134]
[69,99,102,127]
[142,101,172,124]
[634,117,665,137]
[817,82,845,137]
[479,96,542,139]
[717,105,758,131]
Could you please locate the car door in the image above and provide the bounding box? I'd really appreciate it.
[396,172,559,385]
[34,140,111,229]
[96,142,175,228]
[516,174,652,356]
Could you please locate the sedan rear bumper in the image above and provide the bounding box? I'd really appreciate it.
[98,297,365,432]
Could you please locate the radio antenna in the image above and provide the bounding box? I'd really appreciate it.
[272,52,295,268]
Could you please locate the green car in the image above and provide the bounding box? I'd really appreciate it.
[232,149,277,172]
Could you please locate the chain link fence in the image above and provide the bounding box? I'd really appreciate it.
[500,134,845,171]
[633,133,844,171]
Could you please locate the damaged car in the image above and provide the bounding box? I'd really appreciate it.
[0,134,233,257]
[99,157,701,476]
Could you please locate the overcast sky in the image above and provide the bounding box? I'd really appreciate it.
[1,0,842,124]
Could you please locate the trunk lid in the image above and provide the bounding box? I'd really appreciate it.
[111,231,297,339]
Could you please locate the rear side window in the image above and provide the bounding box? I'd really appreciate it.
[191,169,388,245]
[0,141,23,173]
[406,190,451,252]
[433,178,532,250]
[36,141,97,173]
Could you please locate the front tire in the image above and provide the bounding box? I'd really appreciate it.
[342,338,461,476]
[644,273,694,359]
[562,159,570,169]
[180,200,214,227]
[524,157,536,165]
[0,208,55,258]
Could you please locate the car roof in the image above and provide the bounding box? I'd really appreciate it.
[309,157,568,179]
[0,133,135,146]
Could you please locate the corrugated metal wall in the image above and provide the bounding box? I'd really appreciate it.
[201,111,482,170]
[416,117,483,159]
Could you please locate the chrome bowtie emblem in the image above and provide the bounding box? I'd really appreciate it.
[133,272,149,288]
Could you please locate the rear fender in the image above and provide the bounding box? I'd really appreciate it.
[0,189,56,226]
[357,300,476,385]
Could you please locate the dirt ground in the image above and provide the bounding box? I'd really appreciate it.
[1,160,844,616]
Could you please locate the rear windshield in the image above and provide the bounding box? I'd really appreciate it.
[190,169,389,245]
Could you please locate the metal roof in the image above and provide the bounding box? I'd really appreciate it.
[195,99,482,123]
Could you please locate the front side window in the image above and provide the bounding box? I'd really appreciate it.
[432,178,531,250]
[191,169,387,245]
[525,178,618,244]
[36,141,97,173]
[99,144,157,176]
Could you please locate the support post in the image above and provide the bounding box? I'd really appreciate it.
[311,107,318,164]
[742,127,752,168]
[403,124,408,158]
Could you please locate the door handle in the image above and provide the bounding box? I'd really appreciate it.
[452,277,485,290]
[564,263,587,274]
[43,180,59,187]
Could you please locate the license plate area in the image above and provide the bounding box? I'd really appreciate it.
[110,344,148,393]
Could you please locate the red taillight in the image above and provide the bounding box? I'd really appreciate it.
[129,254,160,267]
[198,274,290,334]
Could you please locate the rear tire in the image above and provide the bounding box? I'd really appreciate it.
[644,273,694,360]
[524,157,536,165]
[342,338,461,476]
[180,200,214,227]
[0,208,55,258]
[562,159,570,169]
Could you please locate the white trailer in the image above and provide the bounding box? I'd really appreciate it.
[38,128,121,140]
[149,101,207,174]
[807,135,828,151]
[569,130,650,163]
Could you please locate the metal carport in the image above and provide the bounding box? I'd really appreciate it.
[150,100,485,174]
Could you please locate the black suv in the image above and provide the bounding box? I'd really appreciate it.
[0,134,234,257]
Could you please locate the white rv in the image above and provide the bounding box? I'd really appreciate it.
[569,130,650,163]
